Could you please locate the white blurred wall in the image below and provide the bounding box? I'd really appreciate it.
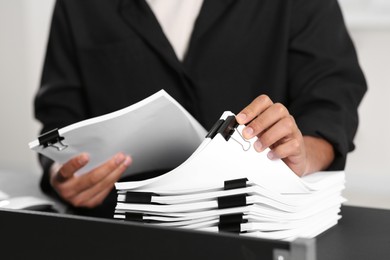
[338,0,390,209]
[0,0,55,174]
[0,0,389,208]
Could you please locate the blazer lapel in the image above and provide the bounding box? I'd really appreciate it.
[119,0,236,70]
[188,0,236,47]
[119,0,183,73]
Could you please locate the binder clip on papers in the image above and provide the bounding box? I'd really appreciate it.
[114,111,345,242]
[206,112,251,151]
[38,129,68,151]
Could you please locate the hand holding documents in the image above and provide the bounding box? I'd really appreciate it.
[114,112,345,241]
[29,90,207,177]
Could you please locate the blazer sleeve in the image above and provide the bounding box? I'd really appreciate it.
[287,0,367,170]
[34,0,88,194]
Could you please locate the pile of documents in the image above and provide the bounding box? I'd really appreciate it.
[114,112,345,241]
[28,88,345,241]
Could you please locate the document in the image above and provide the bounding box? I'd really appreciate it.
[114,112,346,241]
[0,190,9,201]
[29,90,207,177]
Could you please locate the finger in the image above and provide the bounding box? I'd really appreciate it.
[267,138,302,161]
[71,153,129,192]
[253,115,297,152]
[59,153,129,199]
[243,103,290,140]
[55,153,89,183]
[267,139,306,176]
[68,155,131,207]
[236,95,273,125]
[80,155,130,200]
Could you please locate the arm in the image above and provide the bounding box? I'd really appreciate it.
[286,0,367,170]
[236,0,366,176]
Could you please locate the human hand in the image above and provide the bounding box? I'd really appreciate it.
[236,95,307,176]
[50,152,132,208]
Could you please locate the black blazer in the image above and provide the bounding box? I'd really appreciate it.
[35,0,366,194]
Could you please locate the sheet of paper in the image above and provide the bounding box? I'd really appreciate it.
[0,190,9,201]
[29,90,207,177]
[118,183,344,211]
[117,126,309,194]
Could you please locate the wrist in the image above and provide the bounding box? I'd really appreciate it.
[303,136,335,175]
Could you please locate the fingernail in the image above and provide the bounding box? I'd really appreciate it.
[243,127,254,138]
[236,113,247,123]
[115,153,125,165]
[267,151,275,160]
[78,154,89,165]
[254,140,262,151]
[123,156,132,167]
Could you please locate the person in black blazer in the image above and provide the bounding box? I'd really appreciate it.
[34,0,366,218]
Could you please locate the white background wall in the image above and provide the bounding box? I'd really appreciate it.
[339,0,390,209]
[0,0,55,174]
[0,0,389,209]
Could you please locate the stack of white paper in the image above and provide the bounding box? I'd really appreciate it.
[114,112,345,241]
[28,89,345,241]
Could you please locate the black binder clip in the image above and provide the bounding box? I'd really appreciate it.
[218,213,247,233]
[125,192,157,204]
[124,212,144,222]
[224,178,248,190]
[218,222,242,234]
[38,129,68,151]
[206,115,251,151]
[217,194,247,209]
